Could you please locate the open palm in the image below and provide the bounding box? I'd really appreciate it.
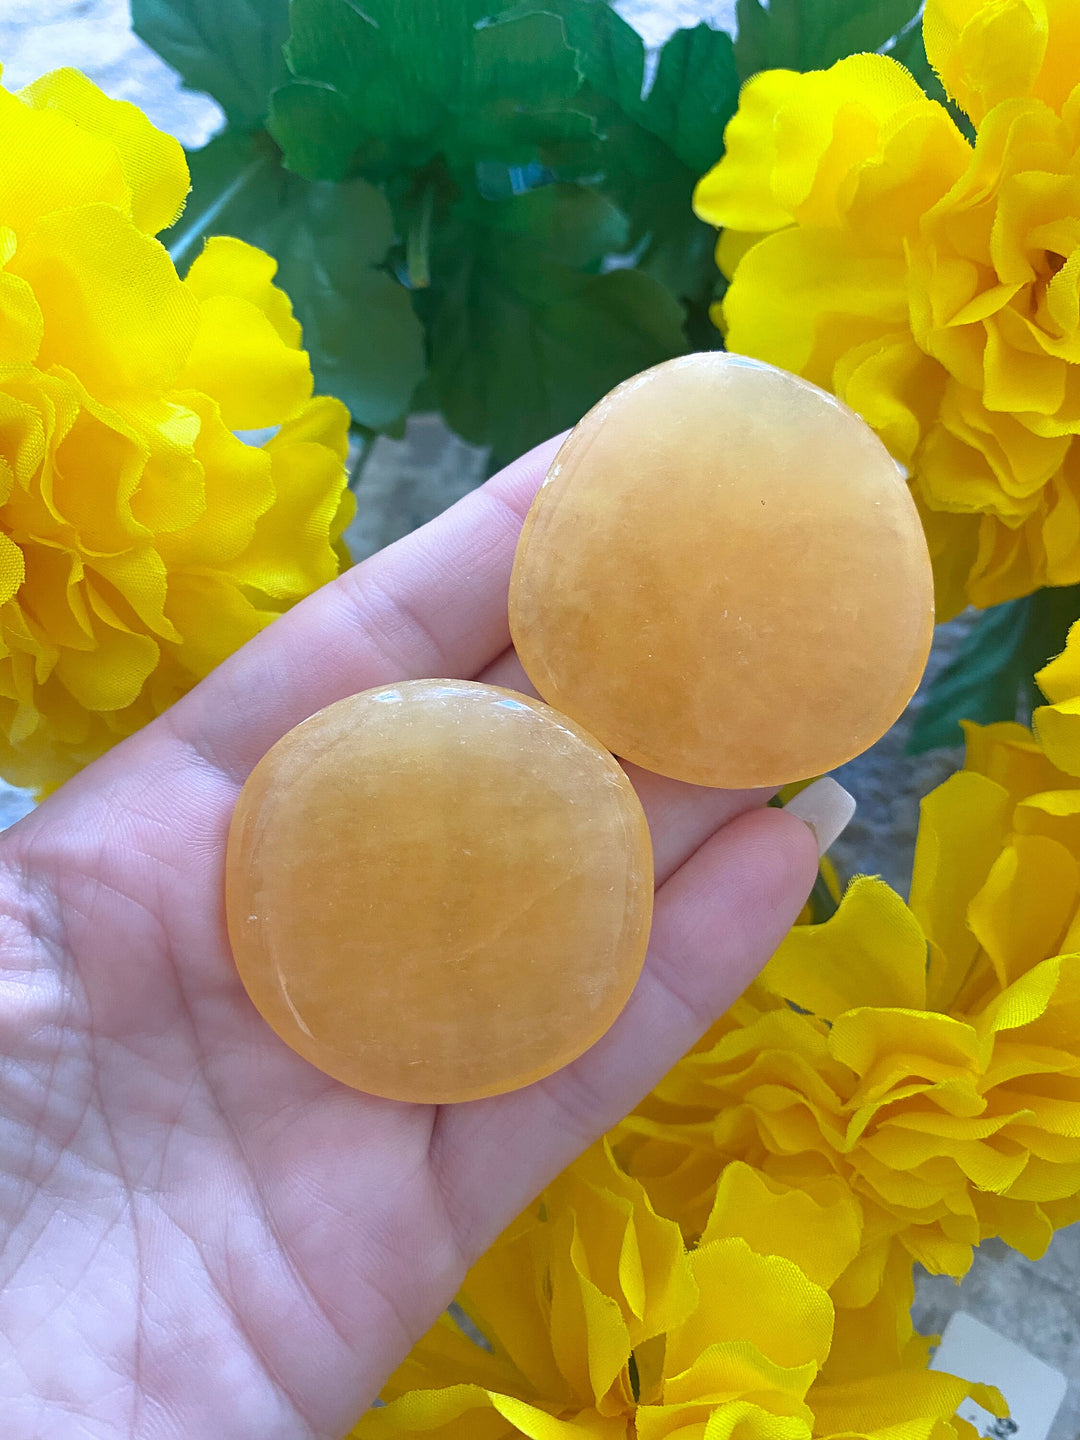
[0,439,817,1440]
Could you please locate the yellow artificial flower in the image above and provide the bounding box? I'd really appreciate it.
[1032,617,1080,772]
[0,65,353,788]
[694,0,1080,616]
[359,1138,834,1438]
[618,628,1080,1295]
[359,1143,999,1439]
[923,0,1080,124]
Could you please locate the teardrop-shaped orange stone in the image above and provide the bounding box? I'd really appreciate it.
[225,680,653,1103]
[509,353,934,788]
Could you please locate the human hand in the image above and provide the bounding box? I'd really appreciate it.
[0,438,820,1439]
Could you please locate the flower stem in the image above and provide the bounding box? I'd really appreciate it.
[406,182,436,289]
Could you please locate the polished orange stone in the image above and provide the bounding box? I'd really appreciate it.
[509,353,934,788]
[225,680,653,1102]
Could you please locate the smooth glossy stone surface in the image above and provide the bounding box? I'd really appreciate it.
[225,680,653,1103]
[509,352,934,788]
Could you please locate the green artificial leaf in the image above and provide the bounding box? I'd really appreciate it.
[269,0,594,183]
[546,0,645,119]
[545,0,737,168]
[130,0,290,127]
[734,0,923,79]
[908,585,1080,753]
[635,21,740,174]
[168,130,426,429]
[616,23,737,337]
[536,3,737,335]
[423,187,685,463]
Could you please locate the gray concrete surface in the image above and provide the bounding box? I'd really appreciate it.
[0,3,1076,1431]
[344,417,490,562]
[915,1235,1080,1440]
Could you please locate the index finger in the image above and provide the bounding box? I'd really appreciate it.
[161,435,565,786]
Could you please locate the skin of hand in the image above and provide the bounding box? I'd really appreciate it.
[0,437,818,1439]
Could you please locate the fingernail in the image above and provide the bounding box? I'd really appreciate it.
[784,777,856,857]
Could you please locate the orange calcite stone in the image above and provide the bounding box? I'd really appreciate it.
[509,353,934,788]
[225,680,653,1102]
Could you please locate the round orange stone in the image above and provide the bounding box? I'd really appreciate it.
[509,353,934,788]
[225,680,653,1103]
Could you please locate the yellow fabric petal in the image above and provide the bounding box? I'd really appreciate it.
[637,1400,811,1440]
[1033,621,1080,774]
[909,770,1013,1008]
[10,204,198,402]
[694,70,806,232]
[1014,790,1080,871]
[842,102,972,253]
[984,310,1065,415]
[554,1143,698,1344]
[1035,618,1080,702]
[0,85,127,235]
[962,718,1068,797]
[353,1384,620,1438]
[977,955,1069,1044]
[54,604,158,711]
[1035,0,1080,114]
[0,227,43,364]
[827,1007,983,1103]
[11,547,87,657]
[923,0,1047,125]
[777,59,945,230]
[915,501,981,622]
[1040,467,1080,589]
[937,381,1069,508]
[547,1206,632,1414]
[763,877,927,1020]
[489,1396,623,1439]
[0,532,25,608]
[982,512,1034,602]
[695,57,933,235]
[160,572,270,680]
[700,1164,861,1290]
[968,833,1078,988]
[834,332,941,466]
[668,1238,832,1377]
[663,1342,819,1415]
[91,547,180,643]
[384,1310,524,1401]
[1032,693,1080,777]
[715,229,766,283]
[703,1405,810,1440]
[273,391,351,461]
[232,415,349,597]
[18,67,188,236]
[975,1190,1055,1258]
[457,1214,570,1404]
[722,227,907,390]
[177,289,312,430]
[155,392,274,567]
[183,235,302,348]
[924,0,1080,122]
[810,1371,1005,1435]
[824,1243,922,1382]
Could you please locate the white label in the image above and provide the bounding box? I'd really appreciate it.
[930,1312,1068,1440]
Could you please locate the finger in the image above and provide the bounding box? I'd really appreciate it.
[480,645,776,885]
[151,435,563,788]
[428,804,819,1261]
